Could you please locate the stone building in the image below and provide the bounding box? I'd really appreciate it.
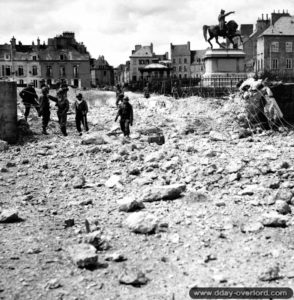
[0,32,91,88]
[91,55,114,87]
[256,14,294,79]
[170,42,191,78]
[190,50,206,78]
[239,11,290,72]
[129,44,168,82]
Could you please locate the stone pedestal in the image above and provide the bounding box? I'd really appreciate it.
[203,49,247,87]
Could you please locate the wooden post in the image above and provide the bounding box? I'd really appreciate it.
[0,82,17,143]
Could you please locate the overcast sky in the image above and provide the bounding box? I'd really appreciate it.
[0,0,293,67]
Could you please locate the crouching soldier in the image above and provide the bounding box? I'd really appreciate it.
[49,85,69,136]
[39,86,51,135]
[115,96,133,138]
[75,93,89,136]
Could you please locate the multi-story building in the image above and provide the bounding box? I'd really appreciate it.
[170,42,191,78]
[129,44,168,81]
[239,11,290,72]
[256,14,294,79]
[0,32,91,88]
[91,55,114,87]
[190,50,206,78]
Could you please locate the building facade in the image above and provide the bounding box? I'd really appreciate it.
[256,15,294,79]
[129,44,168,82]
[91,55,114,87]
[190,50,206,78]
[0,32,91,88]
[170,42,191,78]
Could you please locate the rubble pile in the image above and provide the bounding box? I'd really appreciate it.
[1,89,294,299]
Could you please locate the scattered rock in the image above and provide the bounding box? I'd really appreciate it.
[64,218,75,228]
[184,191,209,204]
[81,133,109,145]
[0,209,20,223]
[0,140,8,151]
[118,196,145,212]
[258,264,282,281]
[105,252,127,262]
[240,222,264,233]
[119,267,149,287]
[209,131,228,141]
[67,244,98,268]
[260,212,289,227]
[275,200,291,215]
[72,176,85,189]
[126,212,158,234]
[141,184,186,202]
[105,175,123,189]
[83,231,111,251]
[45,278,62,290]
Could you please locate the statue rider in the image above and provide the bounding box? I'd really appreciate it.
[218,9,235,36]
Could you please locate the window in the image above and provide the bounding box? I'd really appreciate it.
[133,59,137,65]
[179,66,182,72]
[179,74,182,79]
[5,54,10,60]
[5,65,11,76]
[271,58,278,69]
[184,74,187,78]
[46,66,52,77]
[60,54,66,60]
[179,58,182,64]
[32,66,38,76]
[173,59,176,64]
[19,79,24,85]
[184,66,187,72]
[60,66,66,77]
[286,58,292,69]
[286,42,292,53]
[145,60,149,64]
[32,56,37,61]
[104,71,107,76]
[33,80,38,87]
[197,58,201,63]
[73,66,78,77]
[271,42,279,52]
[18,66,24,76]
[184,58,187,64]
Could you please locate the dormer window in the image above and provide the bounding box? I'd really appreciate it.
[60,54,66,61]
[32,56,37,61]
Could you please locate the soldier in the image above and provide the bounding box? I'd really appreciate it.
[19,82,40,121]
[115,84,124,106]
[171,82,179,99]
[49,84,69,136]
[115,96,133,138]
[38,86,51,135]
[75,93,89,136]
[218,9,235,35]
[143,83,150,98]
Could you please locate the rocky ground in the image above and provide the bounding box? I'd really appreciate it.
[1,89,294,300]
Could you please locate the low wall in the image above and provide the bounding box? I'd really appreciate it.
[0,82,18,143]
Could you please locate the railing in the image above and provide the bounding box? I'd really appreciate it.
[125,76,248,98]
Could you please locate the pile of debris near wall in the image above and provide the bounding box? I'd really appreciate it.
[234,78,294,131]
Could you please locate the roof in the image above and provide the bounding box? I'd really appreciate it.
[130,46,153,58]
[191,49,206,63]
[171,44,190,56]
[260,16,294,36]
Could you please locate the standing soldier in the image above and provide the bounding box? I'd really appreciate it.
[38,86,51,135]
[171,82,179,99]
[19,82,40,121]
[115,84,124,106]
[75,93,89,136]
[143,83,150,98]
[49,84,70,136]
[115,96,133,138]
[218,9,235,35]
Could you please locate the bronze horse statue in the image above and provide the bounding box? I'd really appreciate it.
[203,20,243,49]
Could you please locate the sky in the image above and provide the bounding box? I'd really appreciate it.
[0,0,294,67]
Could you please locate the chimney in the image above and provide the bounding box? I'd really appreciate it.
[37,37,40,46]
[135,44,141,51]
[10,36,16,49]
[187,41,191,50]
[262,13,264,20]
[150,43,153,53]
[32,41,35,46]
[271,10,290,25]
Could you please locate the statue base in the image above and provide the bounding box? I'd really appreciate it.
[202,49,247,87]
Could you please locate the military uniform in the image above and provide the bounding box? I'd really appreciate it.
[39,87,51,134]
[115,97,133,137]
[75,93,89,135]
[19,84,39,120]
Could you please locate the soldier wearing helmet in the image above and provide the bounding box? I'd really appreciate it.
[115,96,133,138]
[39,86,51,134]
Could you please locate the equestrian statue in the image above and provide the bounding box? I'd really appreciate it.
[203,9,243,49]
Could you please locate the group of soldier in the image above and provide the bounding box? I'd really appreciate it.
[19,82,89,136]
